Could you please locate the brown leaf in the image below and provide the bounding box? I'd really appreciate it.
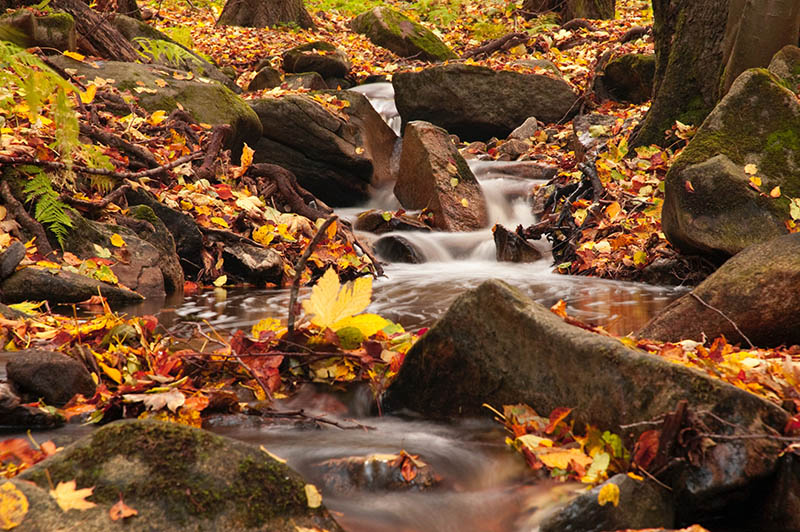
[109,497,137,521]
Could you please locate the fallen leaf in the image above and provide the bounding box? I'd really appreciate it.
[0,481,27,530]
[744,164,758,175]
[597,482,620,507]
[770,186,781,198]
[109,233,125,248]
[62,51,85,62]
[301,268,372,330]
[109,497,137,521]
[304,484,322,508]
[123,389,185,412]
[213,275,227,287]
[50,480,96,512]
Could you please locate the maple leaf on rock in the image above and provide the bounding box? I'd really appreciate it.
[50,480,96,512]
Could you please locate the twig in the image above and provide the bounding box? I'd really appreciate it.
[637,466,673,491]
[60,184,130,213]
[0,152,203,180]
[693,433,800,442]
[194,124,231,182]
[287,215,338,334]
[200,321,273,401]
[0,180,54,257]
[258,409,374,430]
[689,292,755,349]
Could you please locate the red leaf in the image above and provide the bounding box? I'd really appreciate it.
[633,430,660,469]
[545,407,572,434]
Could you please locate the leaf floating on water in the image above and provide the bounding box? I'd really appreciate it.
[0,481,28,529]
[50,480,96,512]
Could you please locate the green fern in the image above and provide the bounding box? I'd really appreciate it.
[133,37,207,75]
[23,171,74,248]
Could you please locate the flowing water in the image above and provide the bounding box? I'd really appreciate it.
[30,84,689,531]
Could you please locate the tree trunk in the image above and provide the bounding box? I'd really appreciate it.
[634,0,800,147]
[53,0,141,61]
[217,0,314,29]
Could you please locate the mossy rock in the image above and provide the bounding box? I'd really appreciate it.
[662,68,800,258]
[0,9,75,52]
[768,44,800,94]
[48,55,261,157]
[601,53,655,104]
[282,40,351,78]
[17,419,344,531]
[350,6,456,62]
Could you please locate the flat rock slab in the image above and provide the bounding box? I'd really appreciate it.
[6,349,95,405]
[385,280,789,510]
[17,419,344,531]
[1,266,143,305]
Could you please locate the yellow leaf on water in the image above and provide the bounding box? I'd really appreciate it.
[301,268,372,330]
[597,482,620,507]
[0,481,28,530]
[304,484,322,508]
[50,480,96,512]
[213,275,227,287]
[109,233,125,248]
[62,51,85,62]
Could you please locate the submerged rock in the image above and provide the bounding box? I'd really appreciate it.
[662,68,800,259]
[637,232,800,347]
[6,349,95,405]
[374,234,426,263]
[17,419,344,531]
[493,224,542,263]
[385,280,788,513]
[350,7,456,62]
[315,453,440,494]
[394,121,488,231]
[393,63,579,141]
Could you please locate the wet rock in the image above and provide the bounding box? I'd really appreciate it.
[127,205,184,294]
[283,71,328,90]
[62,213,167,298]
[768,45,800,94]
[18,419,344,531]
[540,474,675,532]
[572,113,617,163]
[0,383,62,428]
[394,121,488,231]
[493,224,542,263]
[315,453,440,494]
[598,53,655,104]
[247,66,282,91]
[0,10,76,52]
[325,77,353,90]
[637,232,800,347]
[497,138,531,159]
[6,349,95,405]
[111,14,239,92]
[125,187,205,277]
[1,266,144,305]
[250,90,397,206]
[385,280,788,513]
[48,55,262,153]
[354,209,431,234]
[393,63,579,141]
[282,41,351,79]
[374,235,426,263]
[662,69,800,259]
[350,7,456,62]
[222,241,282,285]
[757,453,800,531]
[0,241,25,280]
[508,117,540,140]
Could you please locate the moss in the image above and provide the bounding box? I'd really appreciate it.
[232,457,308,528]
[129,204,161,226]
[39,12,74,32]
[353,7,455,61]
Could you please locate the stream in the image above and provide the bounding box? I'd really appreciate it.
[27,83,687,531]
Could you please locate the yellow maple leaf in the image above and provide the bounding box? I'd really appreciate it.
[50,480,96,512]
[304,484,322,509]
[252,317,286,340]
[210,217,229,228]
[332,313,390,338]
[302,268,372,330]
[62,51,85,62]
[597,482,620,507]
[109,233,125,248]
[0,481,28,530]
[533,447,593,470]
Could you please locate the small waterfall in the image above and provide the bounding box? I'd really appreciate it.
[350,82,402,135]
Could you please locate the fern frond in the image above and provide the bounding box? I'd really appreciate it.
[23,172,74,248]
[133,37,206,74]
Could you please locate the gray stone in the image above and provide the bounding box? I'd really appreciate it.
[283,71,328,90]
[315,453,439,494]
[350,7,456,62]
[508,117,539,140]
[662,69,800,258]
[17,419,344,531]
[768,44,800,94]
[638,232,800,347]
[493,224,542,262]
[540,475,674,532]
[222,242,282,285]
[394,121,488,231]
[393,63,579,141]
[385,280,788,511]
[248,66,282,91]
[128,205,184,294]
[1,266,144,305]
[758,453,800,531]
[0,382,62,428]
[282,41,350,78]
[0,241,25,280]
[374,234,426,263]
[6,349,95,405]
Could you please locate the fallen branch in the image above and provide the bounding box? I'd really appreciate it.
[61,184,130,213]
[463,31,530,59]
[0,180,54,257]
[690,292,755,349]
[250,163,332,221]
[79,123,160,169]
[194,124,232,182]
[257,409,374,430]
[0,151,203,180]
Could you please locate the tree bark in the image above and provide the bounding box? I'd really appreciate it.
[52,0,141,62]
[634,0,800,147]
[217,0,314,29]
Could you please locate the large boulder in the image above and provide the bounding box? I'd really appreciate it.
[1,266,144,305]
[662,69,800,259]
[637,233,800,347]
[394,121,488,231]
[385,280,788,512]
[110,14,239,92]
[250,90,397,206]
[768,44,800,94]
[598,53,655,104]
[6,349,95,405]
[17,419,344,531]
[349,7,456,62]
[282,41,351,79]
[127,205,185,294]
[0,383,62,428]
[48,56,262,154]
[0,10,76,52]
[393,64,580,141]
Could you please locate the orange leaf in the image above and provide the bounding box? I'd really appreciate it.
[109,497,137,521]
[633,429,660,470]
[545,407,572,434]
[550,300,567,319]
